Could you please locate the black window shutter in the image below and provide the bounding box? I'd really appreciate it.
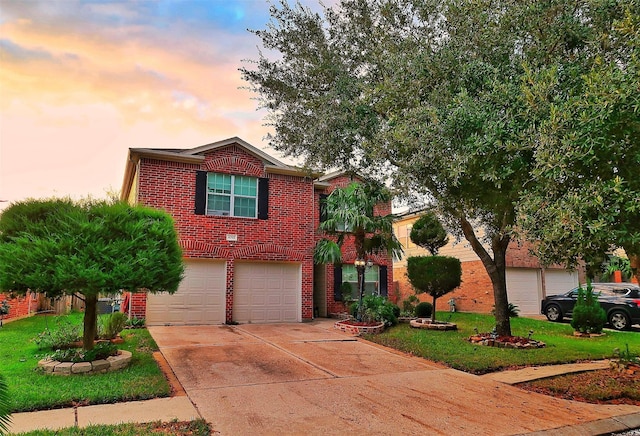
[194,171,207,215]
[379,265,388,297]
[258,177,269,220]
[333,265,343,301]
[319,194,328,222]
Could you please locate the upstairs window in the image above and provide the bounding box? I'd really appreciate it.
[207,173,257,218]
[195,170,268,219]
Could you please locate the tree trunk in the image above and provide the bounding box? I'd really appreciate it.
[459,215,512,336]
[83,294,97,351]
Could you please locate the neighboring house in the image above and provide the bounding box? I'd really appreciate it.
[393,209,583,315]
[120,137,393,325]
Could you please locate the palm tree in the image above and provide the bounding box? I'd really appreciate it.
[314,181,403,320]
[0,372,11,435]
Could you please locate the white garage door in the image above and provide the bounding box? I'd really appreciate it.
[146,260,226,326]
[234,262,300,323]
[506,268,541,315]
[544,269,579,296]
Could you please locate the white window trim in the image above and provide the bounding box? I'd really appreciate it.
[206,173,258,218]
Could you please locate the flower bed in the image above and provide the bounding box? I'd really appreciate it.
[334,319,385,336]
[38,350,132,375]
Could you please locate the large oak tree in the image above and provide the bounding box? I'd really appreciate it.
[242,0,633,335]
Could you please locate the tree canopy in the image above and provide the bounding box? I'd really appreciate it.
[410,212,449,255]
[242,0,636,335]
[0,199,184,349]
[517,3,640,282]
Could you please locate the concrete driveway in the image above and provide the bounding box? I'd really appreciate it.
[149,320,640,435]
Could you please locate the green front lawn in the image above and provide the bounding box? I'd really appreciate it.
[365,312,640,374]
[0,313,170,413]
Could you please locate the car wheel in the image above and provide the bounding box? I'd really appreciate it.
[608,310,630,331]
[545,304,563,322]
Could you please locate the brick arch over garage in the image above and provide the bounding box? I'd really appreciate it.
[179,240,307,262]
[234,244,307,261]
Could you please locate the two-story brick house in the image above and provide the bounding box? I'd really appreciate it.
[120,137,393,325]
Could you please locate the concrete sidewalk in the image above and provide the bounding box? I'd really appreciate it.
[482,360,612,384]
[7,396,200,434]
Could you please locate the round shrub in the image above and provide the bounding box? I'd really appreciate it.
[415,301,433,318]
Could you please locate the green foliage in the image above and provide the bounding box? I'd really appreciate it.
[350,295,398,327]
[314,182,403,264]
[492,303,520,318]
[401,294,419,317]
[125,317,146,329]
[407,256,461,321]
[515,2,640,278]
[48,341,118,363]
[340,282,355,302]
[33,317,81,350]
[410,213,449,255]
[313,181,402,320]
[614,344,640,367]
[570,285,607,334]
[414,301,433,318]
[602,255,633,281]
[366,313,640,374]
[0,372,10,435]
[0,198,184,350]
[100,312,127,340]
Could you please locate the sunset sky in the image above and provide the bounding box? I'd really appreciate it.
[0,0,327,210]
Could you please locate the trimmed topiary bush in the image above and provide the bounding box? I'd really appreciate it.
[571,284,607,334]
[414,301,433,318]
[407,256,462,322]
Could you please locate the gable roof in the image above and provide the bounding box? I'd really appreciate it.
[120,137,320,201]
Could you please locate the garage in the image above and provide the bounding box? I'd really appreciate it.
[544,269,579,296]
[234,262,301,323]
[146,259,226,326]
[506,268,541,315]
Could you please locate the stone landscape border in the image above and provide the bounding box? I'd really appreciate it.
[38,350,132,375]
[334,320,385,335]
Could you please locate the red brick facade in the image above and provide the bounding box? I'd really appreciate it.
[121,138,394,323]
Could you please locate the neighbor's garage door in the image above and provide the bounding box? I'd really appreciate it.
[544,269,579,297]
[234,262,300,323]
[506,268,541,315]
[146,259,226,326]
